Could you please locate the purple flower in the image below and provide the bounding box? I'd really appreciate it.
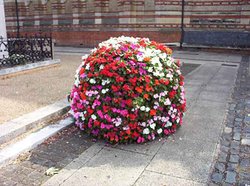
[130,44,137,50]
[92,129,99,136]
[80,73,87,78]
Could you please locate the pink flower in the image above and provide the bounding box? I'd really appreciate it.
[104,114,112,122]
[97,110,104,119]
[137,137,145,143]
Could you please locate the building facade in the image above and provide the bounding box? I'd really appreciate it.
[3,0,250,47]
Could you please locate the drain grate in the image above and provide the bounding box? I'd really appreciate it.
[221,64,238,67]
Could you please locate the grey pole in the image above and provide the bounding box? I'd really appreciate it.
[15,0,20,37]
[180,0,185,49]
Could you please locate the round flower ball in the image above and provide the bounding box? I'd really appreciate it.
[69,36,186,143]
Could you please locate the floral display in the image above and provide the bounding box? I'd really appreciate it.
[69,36,186,143]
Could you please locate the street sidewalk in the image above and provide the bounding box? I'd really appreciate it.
[42,52,241,186]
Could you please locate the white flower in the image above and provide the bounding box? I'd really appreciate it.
[91,47,97,53]
[123,126,130,130]
[173,85,178,90]
[82,54,88,60]
[115,122,121,127]
[165,121,172,127]
[99,64,104,70]
[91,114,97,120]
[159,52,167,59]
[176,117,180,124]
[164,98,171,105]
[74,78,80,86]
[86,64,90,70]
[153,94,159,99]
[150,123,156,130]
[159,72,164,77]
[140,106,146,111]
[154,101,159,106]
[148,67,153,72]
[80,113,85,121]
[101,89,106,94]
[151,57,160,65]
[143,128,150,135]
[89,79,96,84]
[145,107,150,112]
[157,128,163,134]
[153,71,160,77]
[137,54,144,62]
[157,66,163,71]
[167,73,173,80]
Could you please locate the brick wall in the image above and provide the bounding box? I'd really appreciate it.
[4,0,250,47]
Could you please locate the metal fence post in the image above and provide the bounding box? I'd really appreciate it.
[180,0,185,49]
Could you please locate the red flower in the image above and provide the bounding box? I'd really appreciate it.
[129,114,136,120]
[94,120,100,127]
[111,85,119,92]
[155,79,160,85]
[129,77,137,86]
[143,94,149,100]
[79,68,85,75]
[126,129,131,135]
[169,91,176,99]
[119,62,126,68]
[150,109,157,116]
[103,105,110,113]
[145,75,151,83]
[164,79,170,85]
[87,108,94,115]
[125,99,133,107]
[87,73,94,78]
[135,86,143,93]
[145,84,153,92]
[116,76,125,83]
[123,84,131,92]
[180,75,184,81]
[80,93,87,100]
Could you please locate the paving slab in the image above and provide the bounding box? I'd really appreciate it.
[186,64,221,83]
[134,170,205,186]
[198,91,231,103]
[58,147,151,186]
[175,113,224,143]
[190,100,227,120]
[146,138,216,182]
[43,143,104,186]
[184,85,202,99]
[203,84,233,93]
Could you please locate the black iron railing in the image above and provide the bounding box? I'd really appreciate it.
[0,34,53,68]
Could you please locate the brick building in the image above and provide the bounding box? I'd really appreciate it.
[3,0,250,47]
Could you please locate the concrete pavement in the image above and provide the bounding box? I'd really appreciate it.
[43,52,240,186]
